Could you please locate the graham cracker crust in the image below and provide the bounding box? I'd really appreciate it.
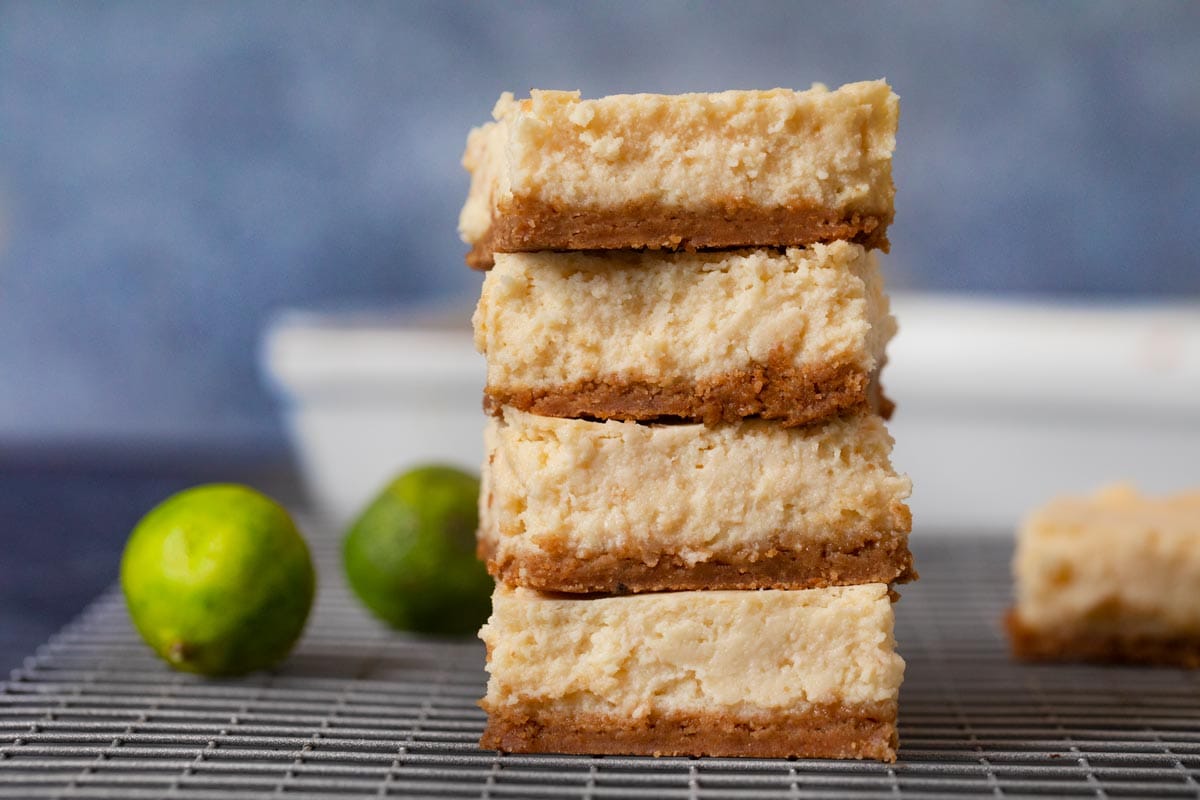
[480,531,915,594]
[480,702,899,760]
[484,361,892,428]
[466,226,494,270]
[1006,610,1200,668]
[466,200,892,269]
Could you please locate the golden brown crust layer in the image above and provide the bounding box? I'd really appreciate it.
[480,531,915,594]
[484,361,892,428]
[466,200,891,269]
[1006,610,1200,668]
[466,225,494,270]
[480,702,899,760]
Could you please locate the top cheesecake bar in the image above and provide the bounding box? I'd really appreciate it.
[459,81,899,268]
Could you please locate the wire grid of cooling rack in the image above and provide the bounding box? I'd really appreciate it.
[2,532,1200,799]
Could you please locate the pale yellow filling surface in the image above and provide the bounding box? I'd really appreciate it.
[474,243,893,388]
[459,81,898,245]
[481,583,904,717]
[481,409,910,567]
[1014,484,1200,637]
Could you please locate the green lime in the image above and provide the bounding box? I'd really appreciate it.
[120,484,316,676]
[343,465,492,636]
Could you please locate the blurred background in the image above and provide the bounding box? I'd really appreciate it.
[2,1,1198,663]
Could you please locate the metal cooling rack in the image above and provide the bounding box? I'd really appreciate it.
[3,533,1200,799]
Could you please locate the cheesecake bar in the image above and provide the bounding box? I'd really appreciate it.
[480,583,904,760]
[460,81,898,268]
[1008,484,1200,667]
[480,408,913,594]
[474,242,895,427]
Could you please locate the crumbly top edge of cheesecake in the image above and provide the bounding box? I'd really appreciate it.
[1021,483,1200,537]
[459,80,898,244]
[487,81,893,124]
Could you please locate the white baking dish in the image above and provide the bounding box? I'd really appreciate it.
[262,305,485,524]
[885,295,1200,530]
[262,295,1200,530]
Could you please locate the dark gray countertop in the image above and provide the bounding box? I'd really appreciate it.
[0,449,306,672]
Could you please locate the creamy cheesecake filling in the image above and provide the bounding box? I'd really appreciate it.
[483,409,910,561]
[480,584,904,719]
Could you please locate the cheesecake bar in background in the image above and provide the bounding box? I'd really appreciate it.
[474,243,895,426]
[1008,484,1200,667]
[460,81,898,268]
[480,583,904,760]
[480,408,913,593]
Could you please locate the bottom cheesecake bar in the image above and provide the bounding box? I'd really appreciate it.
[479,583,904,760]
[1009,484,1200,668]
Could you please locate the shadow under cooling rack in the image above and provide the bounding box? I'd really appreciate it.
[2,534,1200,799]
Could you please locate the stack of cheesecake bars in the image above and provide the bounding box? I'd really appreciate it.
[458,80,914,761]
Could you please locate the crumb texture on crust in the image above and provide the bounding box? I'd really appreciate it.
[483,356,888,428]
[1013,484,1200,640]
[1006,610,1200,669]
[479,526,915,594]
[458,81,899,263]
[474,244,895,424]
[480,704,899,761]
[480,584,905,719]
[475,203,889,268]
[480,409,911,572]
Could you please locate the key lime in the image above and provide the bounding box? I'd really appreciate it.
[120,484,316,676]
[343,465,492,636]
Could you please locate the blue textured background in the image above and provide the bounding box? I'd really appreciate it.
[2,0,1198,451]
